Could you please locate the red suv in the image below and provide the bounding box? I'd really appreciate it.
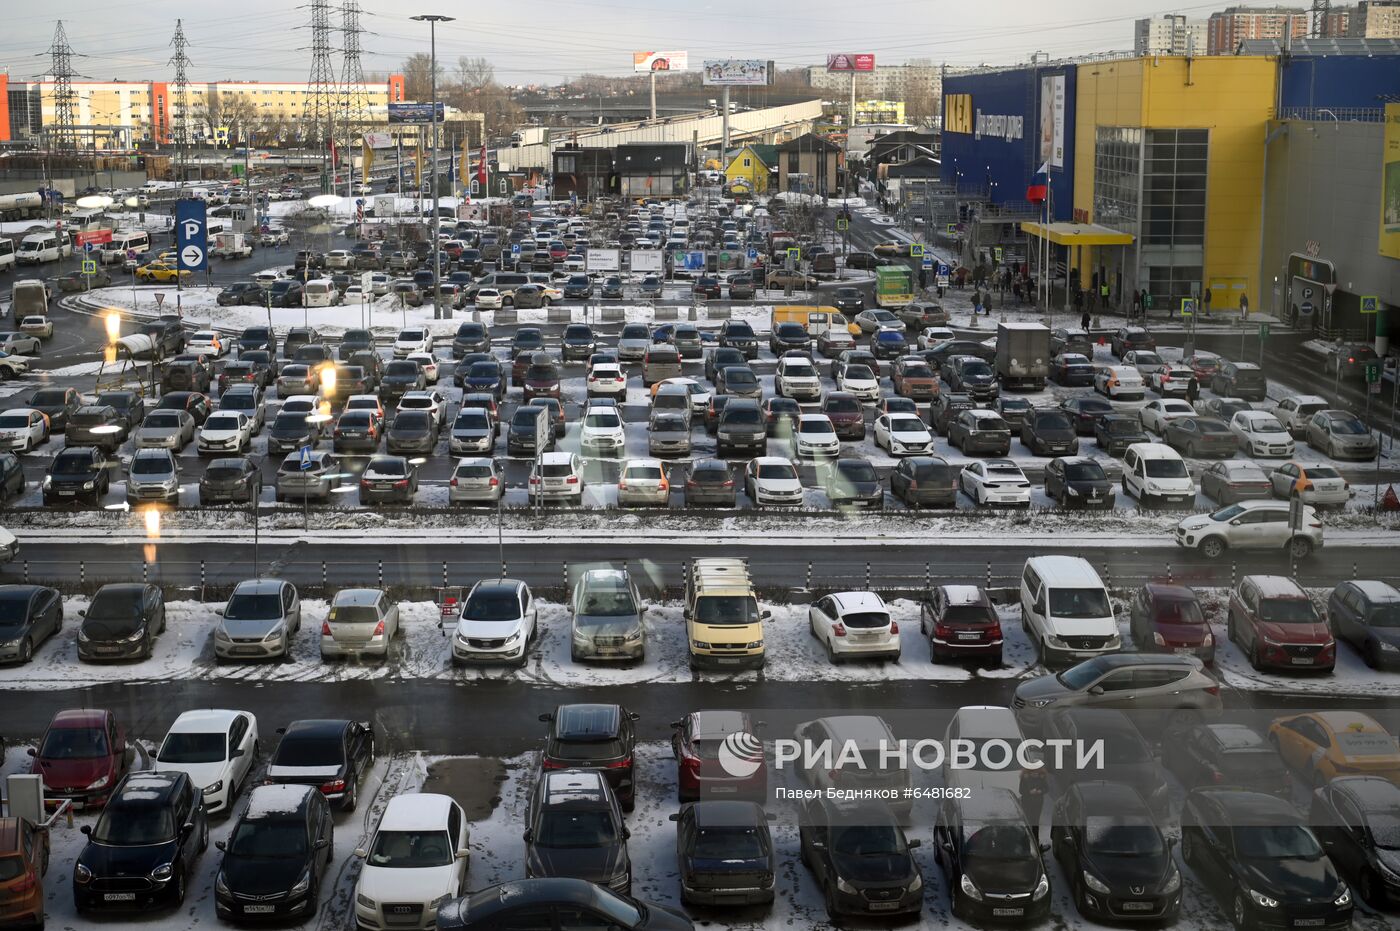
[1227,575,1335,672]
[30,709,129,809]
[820,392,866,441]
[920,584,1002,664]
[670,710,766,802]
[521,354,562,402]
[1128,583,1214,664]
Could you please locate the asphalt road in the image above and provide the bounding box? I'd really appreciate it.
[13,536,1395,597]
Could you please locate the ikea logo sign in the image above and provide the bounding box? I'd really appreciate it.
[974,110,1024,143]
[944,94,973,134]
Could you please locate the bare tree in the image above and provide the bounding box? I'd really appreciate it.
[456,56,495,93]
[401,52,441,100]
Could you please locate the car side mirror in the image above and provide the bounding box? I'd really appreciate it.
[314,838,329,850]
[215,607,225,617]
[231,748,245,758]
[26,747,35,756]
[668,813,680,822]
[669,720,684,729]
[628,712,640,722]
[907,838,922,849]
[522,829,533,843]
[81,825,92,835]
[810,839,826,850]
[181,822,195,837]
[354,848,367,858]
[761,609,773,620]
[538,713,554,723]
[622,828,631,840]
[215,840,227,851]
[1088,685,1105,696]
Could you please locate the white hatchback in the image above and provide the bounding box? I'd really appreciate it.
[808,591,901,663]
[354,793,470,931]
[1230,410,1295,458]
[152,708,258,815]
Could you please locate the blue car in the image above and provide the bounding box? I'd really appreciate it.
[871,328,908,360]
[461,360,506,400]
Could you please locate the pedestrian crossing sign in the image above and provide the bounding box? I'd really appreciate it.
[909,243,924,258]
[1180,298,1196,317]
[82,259,97,275]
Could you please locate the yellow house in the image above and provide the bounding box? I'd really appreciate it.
[1069,55,1276,312]
[724,144,777,193]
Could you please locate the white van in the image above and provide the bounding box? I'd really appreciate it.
[1121,442,1196,508]
[16,232,72,265]
[66,207,109,232]
[302,279,341,308]
[100,230,152,265]
[1019,555,1121,669]
[204,218,228,244]
[0,239,14,274]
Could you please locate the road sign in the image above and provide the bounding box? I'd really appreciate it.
[1360,295,1380,315]
[993,246,1003,262]
[1180,298,1197,317]
[511,243,521,255]
[946,224,957,235]
[126,249,136,261]
[154,292,166,308]
[1299,300,1315,317]
[786,247,801,263]
[360,271,373,291]
[746,248,758,260]
[836,217,849,231]
[298,445,314,471]
[909,243,923,258]
[1370,380,1382,395]
[921,257,933,269]
[1365,360,1382,384]
[1259,322,1270,339]
[937,263,950,277]
[83,242,94,254]
[174,198,208,271]
[935,275,949,288]
[81,259,96,275]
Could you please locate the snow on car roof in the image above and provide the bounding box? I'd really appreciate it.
[831,592,888,613]
[1245,575,1308,599]
[1351,580,1400,602]
[942,585,985,606]
[244,784,316,819]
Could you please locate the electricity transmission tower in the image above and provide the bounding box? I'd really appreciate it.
[339,1,373,141]
[45,21,79,152]
[170,19,192,184]
[304,0,339,192]
[1311,0,1331,37]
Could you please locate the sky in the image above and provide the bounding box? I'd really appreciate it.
[1,1,1283,86]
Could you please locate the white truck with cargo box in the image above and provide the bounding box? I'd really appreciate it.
[995,321,1051,391]
[211,232,255,259]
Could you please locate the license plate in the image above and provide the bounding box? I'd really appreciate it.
[104,893,136,902]
[715,657,743,665]
[992,907,1025,917]
[868,901,900,911]
[709,785,738,793]
[1291,657,1315,665]
[234,647,261,655]
[1175,647,1196,655]
[1293,920,1325,928]
[957,632,981,641]
[244,905,276,914]
[1122,901,1155,912]
[59,490,75,496]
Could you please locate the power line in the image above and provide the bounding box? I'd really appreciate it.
[170,18,192,177]
[339,0,373,143]
[304,0,338,174]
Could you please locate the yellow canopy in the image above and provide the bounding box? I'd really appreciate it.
[1020,221,1134,247]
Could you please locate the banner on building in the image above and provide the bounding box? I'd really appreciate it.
[388,102,444,124]
[1382,103,1400,260]
[702,59,773,86]
[826,54,875,72]
[1039,74,1066,170]
[633,51,688,72]
[944,94,973,134]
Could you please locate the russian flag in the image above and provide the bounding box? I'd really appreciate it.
[1026,161,1049,204]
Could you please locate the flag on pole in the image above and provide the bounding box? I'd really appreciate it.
[362,138,375,175]
[477,144,488,191]
[414,145,423,189]
[1026,161,1049,204]
[460,137,470,188]
[329,138,338,169]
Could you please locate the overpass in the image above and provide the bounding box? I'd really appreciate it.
[498,99,825,170]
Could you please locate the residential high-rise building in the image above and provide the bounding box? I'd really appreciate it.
[1134,14,1209,55]
[1206,5,1309,54]
[1350,0,1400,36]
[1323,5,1354,34]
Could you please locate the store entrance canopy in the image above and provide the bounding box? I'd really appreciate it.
[1020,221,1134,246]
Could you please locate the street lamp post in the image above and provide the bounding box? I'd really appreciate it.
[412,13,455,322]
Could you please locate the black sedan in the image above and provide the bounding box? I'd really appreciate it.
[824,458,884,509]
[267,719,375,811]
[0,584,63,665]
[1095,413,1150,456]
[672,800,775,906]
[1060,397,1116,435]
[832,287,865,314]
[77,583,165,662]
[769,322,811,355]
[798,798,923,920]
[1052,352,1097,387]
[1053,781,1181,924]
[935,789,1050,924]
[216,282,260,306]
[215,784,333,923]
[1184,787,1354,930]
[601,276,625,299]
[1044,456,1113,508]
[198,456,263,504]
[1163,416,1240,458]
[1309,776,1400,908]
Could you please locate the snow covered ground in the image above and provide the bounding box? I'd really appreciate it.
[3,593,1394,698]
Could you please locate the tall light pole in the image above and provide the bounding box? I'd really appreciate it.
[411,13,455,321]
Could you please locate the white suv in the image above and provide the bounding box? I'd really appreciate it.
[807,591,901,663]
[450,578,538,667]
[774,356,821,401]
[579,403,626,456]
[1175,499,1322,560]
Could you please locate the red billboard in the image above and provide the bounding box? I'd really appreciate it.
[826,53,875,72]
[74,229,113,247]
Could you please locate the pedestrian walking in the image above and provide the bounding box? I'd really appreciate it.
[1131,290,1142,317]
[1080,309,1092,332]
[1203,287,1213,318]
[1239,293,1249,319]
[1099,281,1110,311]
[1185,375,1200,405]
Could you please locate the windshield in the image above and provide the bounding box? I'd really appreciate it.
[536,811,617,849]
[585,413,621,429]
[695,595,760,625]
[455,413,490,430]
[31,390,66,406]
[41,726,108,759]
[229,819,308,859]
[799,420,833,435]
[1084,817,1163,856]
[1328,417,1367,436]
[144,413,180,428]
[693,827,768,860]
[368,829,454,867]
[1064,464,1105,481]
[837,463,878,483]
[1048,588,1111,619]
[273,413,309,432]
[1106,420,1141,435]
[577,582,636,617]
[1258,598,1319,624]
[723,407,762,426]
[845,365,874,380]
[1368,605,1400,628]
[225,593,282,620]
[1145,459,1189,479]
[1235,824,1322,860]
[273,738,342,767]
[0,416,30,428]
[93,806,174,846]
[825,397,860,413]
[464,588,521,622]
[965,822,1036,861]
[831,823,906,857]
[158,731,226,764]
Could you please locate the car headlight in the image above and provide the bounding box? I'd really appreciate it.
[1034,874,1050,899]
[263,628,284,641]
[905,873,922,894]
[86,772,111,790]
[1202,631,1214,646]
[693,640,711,649]
[1248,888,1279,908]
[215,626,233,641]
[1043,634,1067,649]
[747,640,764,649]
[1106,633,1121,649]
[1334,886,1351,907]
[204,780,224,796]
[1162,869,1181,894]
[289,870,311,897]
[1029,697,1056,708]
[625,627,643,642]
[82,481,95,490]
[954,872,983,900]
[356,892,376,909]
[151,863,174,882]
[216,871,229,896]
[1066,486,1081,496]
[430,893,452,910]
[502,632,520,645]
[42,476,51,488]
[1380,641,1400,653]
[75,863,93,884]
[836,877,858,895]
[123,629,146,643]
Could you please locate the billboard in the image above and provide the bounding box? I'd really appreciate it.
[702,59,773,87]
[826,53,875,72]
[586,248,621,272]
[387,102,444,124]
[1039,74,1066,170]
[1383,103,1400,260]
[374,195,397,218]
[633,51,688,73]
[629,250,664,273]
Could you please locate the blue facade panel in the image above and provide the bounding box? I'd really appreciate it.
[941,65,1076,220]
[1278,55,1400,112]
